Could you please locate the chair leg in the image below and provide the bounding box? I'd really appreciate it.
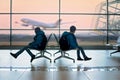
[35,51,51,62]
[54,56,62,63]
[54,51,75,63]
[110,50,120,56]
[45,50,52,56]
[64,52,69,56]
[53,50,61,56]
[43,55,52,63]
[35,55,42,59]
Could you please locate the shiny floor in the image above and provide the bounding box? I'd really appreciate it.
[1,49,120,80]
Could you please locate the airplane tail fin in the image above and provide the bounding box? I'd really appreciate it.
[55,19,62,25]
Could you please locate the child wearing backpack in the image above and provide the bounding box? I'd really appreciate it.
[10,27,47,62]
[60,26,92,61]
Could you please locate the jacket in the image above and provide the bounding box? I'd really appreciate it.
[62,31,78,49]
[29,30,45,49]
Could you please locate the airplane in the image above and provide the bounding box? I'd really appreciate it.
[15,18,74,29]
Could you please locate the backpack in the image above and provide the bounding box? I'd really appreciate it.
[39,34,47,50]
[59,34,70,50]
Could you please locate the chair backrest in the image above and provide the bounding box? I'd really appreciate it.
[46,33,52,45]
[53,33,59,44]
[117,36,120,44]
[38,33,52,50]
[38,34,47,50]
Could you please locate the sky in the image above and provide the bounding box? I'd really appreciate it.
[0,0,107,30]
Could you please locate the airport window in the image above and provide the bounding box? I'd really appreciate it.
[0,15,10,29]
[0,0,10,13]
[0,0,120,49]
[61,0,105,13]
[12,0,59,13]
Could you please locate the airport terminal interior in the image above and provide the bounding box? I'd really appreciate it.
[1,0,120,80]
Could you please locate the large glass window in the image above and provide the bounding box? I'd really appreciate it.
[61,0,105,13]
[0,15,10,29]
[0,0,120,49]
[0,30,10,48]
[12,15,59,29]
[0,0,10,13]
[12,0,59,13]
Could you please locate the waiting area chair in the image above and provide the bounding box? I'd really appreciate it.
[34,34,52,63]
[110,36,120,56]
[53,33,75,63]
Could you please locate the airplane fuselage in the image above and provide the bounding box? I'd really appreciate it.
[21,18,58,28]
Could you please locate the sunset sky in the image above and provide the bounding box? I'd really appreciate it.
[0,0,106,30]
[0,0,119,47]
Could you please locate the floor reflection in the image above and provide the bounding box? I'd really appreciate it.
[0,50,120,72]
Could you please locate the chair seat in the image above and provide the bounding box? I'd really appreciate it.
[33,34,53,62]
[53,33,75,63]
